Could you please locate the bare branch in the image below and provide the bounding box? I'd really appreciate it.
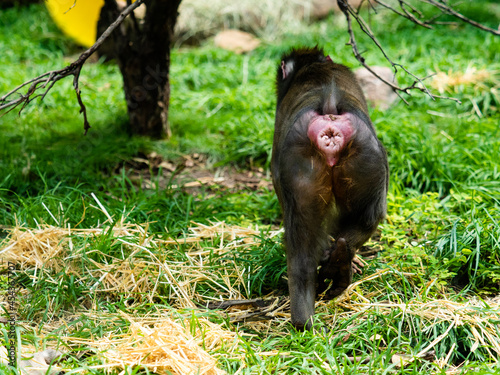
[422,0,500,36]
[399,0,425,19]
[398,0,431,28]
[337,0,462,103]
[0,0,145,132]
[371,0,431,28]
[64,0,77,14]
[73,66,91,134]
[370,0,499,35]
[337,0,496,103]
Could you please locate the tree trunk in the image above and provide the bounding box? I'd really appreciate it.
[97,0,182,138]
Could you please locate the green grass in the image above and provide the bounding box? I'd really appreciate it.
[1,2,500,374]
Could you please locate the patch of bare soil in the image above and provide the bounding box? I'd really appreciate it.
[114,152,274,193]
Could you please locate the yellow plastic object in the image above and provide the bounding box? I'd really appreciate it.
[45,0,105,48]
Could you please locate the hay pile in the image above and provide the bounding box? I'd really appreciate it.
[334,268,500,359]
[431,67,497,93]
[0,220,281,308]
[3,220,500,372]
[0,220,260,373]
[94,314,236,375]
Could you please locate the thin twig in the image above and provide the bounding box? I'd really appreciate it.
[399,0,424,19]
[0,0,145,132]
[337,0,462,103]
[422,0,500,36]
[375,0,431,28]
[372,0,500,36]
[337,0,498,102]
[73,66,90,134]
[64,0,78,14]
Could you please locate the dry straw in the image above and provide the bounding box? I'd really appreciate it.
[92,312,236,375]
[331,268,500,362]
[3,220,500,372]
[431,67,498,93]
[0,219,281,308]
[0,220,255,373]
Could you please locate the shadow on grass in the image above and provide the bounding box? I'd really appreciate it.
[0,111,149,195]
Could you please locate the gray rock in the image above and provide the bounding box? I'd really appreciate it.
[355,66,399,110]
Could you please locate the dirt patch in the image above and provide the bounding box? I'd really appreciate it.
[114,152,274,193]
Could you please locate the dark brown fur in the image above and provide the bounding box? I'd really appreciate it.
[317,238,354,298]
[272,47,388,330]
